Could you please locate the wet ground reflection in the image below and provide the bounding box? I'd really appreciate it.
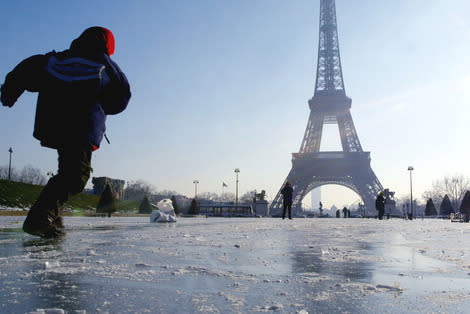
[292,243,374,280]
[2,217,470,313]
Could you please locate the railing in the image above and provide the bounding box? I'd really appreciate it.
[292,152,370,160]
[199,203,253,217]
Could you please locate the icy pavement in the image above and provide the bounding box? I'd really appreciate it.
[1,217,470,313]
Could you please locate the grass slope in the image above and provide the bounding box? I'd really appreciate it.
[0,179,139,213]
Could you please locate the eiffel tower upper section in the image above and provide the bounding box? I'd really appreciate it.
[314,0,346,97]
[299,0,363,154]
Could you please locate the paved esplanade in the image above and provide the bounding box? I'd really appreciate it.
[1,217,470,313]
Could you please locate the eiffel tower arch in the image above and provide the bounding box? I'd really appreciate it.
[270,0,383,216]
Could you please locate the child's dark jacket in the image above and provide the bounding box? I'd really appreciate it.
[1,46,130,150]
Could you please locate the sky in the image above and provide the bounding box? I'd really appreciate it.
[1,0,469,209]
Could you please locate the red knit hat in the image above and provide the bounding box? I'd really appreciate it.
[71,26,115,56]
[99,27,115,56]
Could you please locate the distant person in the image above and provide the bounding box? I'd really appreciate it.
[336,209,340,218]
[1,27,131,237]
[342,207,348,218]
[376,192,385,220]
[280,181,293,220]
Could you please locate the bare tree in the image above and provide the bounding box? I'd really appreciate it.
[193,192,238,203]
[218,192,235,203]
[18,165,47,185]
[157,189,178,198]
[0,166,9,179]
[422,189,443,208]
[124,180,156,201]
[0,165,18,181]
[240,190,256,204]
[423,174,470,209]
[1,165,47,184]
[198,192,219,202]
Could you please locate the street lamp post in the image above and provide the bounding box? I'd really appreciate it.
[408,166,414,219]
[234,168,240,210]
[8,147,13,181]
[193,180,199,199]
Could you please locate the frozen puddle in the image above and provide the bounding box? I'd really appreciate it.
[1,217,470,313]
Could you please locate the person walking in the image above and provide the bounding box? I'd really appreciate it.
[376,192,385,220]
[280,181,293,220]
[1,26,131,237]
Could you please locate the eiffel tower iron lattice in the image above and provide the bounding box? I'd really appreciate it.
[270,0,383,216]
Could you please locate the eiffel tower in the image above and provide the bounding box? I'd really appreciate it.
[270,0,383,216]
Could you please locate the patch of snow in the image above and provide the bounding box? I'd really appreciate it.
[149,199,176,223]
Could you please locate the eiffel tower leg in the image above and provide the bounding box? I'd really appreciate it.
[270,172,291,216]
[300,112,324,153]
[353,168,383,215]
[270,154,383,217]
[270,168,309,217]
[337,111,362,152]
[271,168,320,217]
